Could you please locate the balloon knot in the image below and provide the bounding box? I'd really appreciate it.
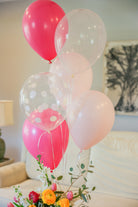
[49,60,52,64]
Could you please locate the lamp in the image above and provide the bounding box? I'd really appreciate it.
[0,100,14,161]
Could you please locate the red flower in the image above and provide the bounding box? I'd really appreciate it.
[7,202,14,207]
[29,191,40,203]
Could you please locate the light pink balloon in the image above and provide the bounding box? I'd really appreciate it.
[23,115,69,170]
[50,52,92,100]
[67,90,115,150]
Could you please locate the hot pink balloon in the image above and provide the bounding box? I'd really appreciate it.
[22,0,67,62]
[23,117,69,170]
[67,90,115,150]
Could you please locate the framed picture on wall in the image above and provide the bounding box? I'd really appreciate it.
[103,40,138,116]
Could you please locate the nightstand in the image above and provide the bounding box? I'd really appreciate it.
[0,157,14,167]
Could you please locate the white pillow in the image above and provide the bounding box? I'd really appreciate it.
[86,131,138,199]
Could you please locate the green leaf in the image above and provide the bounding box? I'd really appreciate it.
[84,177,87,182]
[13,202,20,207]
[72,177,77,180]
[88,194,91,200]
[82,184,86,189]
[81,170,86,174]
[79,188,82,195]
[81,193,87,202]
[87,170,93,173]
[81,163,85,169]
[92,186,96,191]
[38,202,43,207]
[68,172,73,175]
[48,180,52,186]
[37,154,41,161]
[55,191,64,194]
[56,195,62,202]
[26,198,33,204]
[57,175,63,180]
[71,176,73,184]
[89,165,94,168]
[51,174,56,179]
[90,160,93,164]
[70,167,73,171]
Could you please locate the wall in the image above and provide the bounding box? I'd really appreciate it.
[0,0,138,161]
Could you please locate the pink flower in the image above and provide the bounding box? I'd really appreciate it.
[51,183,57,192]
[67,191,73,200]
[13,196,19,203]
[7,202,14,207]
[29,191,40,203]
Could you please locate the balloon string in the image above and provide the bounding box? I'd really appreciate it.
[60,123,66,172]
[60,124,63,159]
[49,131,56,170]
[64,124,68,171]
[37,131,47,155]
[66,77,73,127]
[37,131,55,170]
[77,150,83,164]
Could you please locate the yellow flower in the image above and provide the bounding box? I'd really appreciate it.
[57,198,70,207]
[29,205,36,207]
[42,189,56,205]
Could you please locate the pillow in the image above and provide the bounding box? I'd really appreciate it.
[86,131,138,199]
[26,135,90,187]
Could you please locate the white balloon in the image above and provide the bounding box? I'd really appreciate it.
[55,9,106,66]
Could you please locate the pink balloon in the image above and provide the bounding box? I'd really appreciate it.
[22,0,67,62]
[50,52,93,100]
[67,90,115,150]
[23,118,69,170]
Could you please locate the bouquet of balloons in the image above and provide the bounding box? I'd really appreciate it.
[20,0,115,171]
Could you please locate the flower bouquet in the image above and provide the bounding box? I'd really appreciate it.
[8,155,95,207]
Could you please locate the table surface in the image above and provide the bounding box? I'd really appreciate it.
[0,157,14,167]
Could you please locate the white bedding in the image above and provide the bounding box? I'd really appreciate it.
[87,132,138,199]
[74,192,138,207]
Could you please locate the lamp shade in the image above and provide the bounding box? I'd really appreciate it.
[0,100,14,127]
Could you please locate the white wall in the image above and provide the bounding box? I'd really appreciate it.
[0,0,138,161]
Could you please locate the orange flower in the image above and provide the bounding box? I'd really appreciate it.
[57,198,70,207]
[29,205,36,207]
[42,189,56,205]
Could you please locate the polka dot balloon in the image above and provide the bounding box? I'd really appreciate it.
[20,72,67,132]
